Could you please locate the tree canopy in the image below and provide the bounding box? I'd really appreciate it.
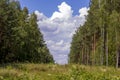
[0,0,54,63]
[69,0,120,68]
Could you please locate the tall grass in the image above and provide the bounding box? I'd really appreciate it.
[0,63,120,80]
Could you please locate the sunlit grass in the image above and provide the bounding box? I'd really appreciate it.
[0,63,120,80]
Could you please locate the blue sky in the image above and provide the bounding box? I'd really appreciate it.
[19,0,90,64]
[19,0,90,17]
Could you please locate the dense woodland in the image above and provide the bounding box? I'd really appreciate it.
[0,0,54,63]
[69,0,120,68]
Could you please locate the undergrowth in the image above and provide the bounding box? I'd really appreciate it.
[0,63,119,80]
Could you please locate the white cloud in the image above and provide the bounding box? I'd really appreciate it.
[51,2,73,20]
[54,54,68,64]
[35,11,47,21]
[79,7,89,17]
[56,40,64,45]
[35,2,89,64]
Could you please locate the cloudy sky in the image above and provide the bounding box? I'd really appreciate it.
[19,0,90,64]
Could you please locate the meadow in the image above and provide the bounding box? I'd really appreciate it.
[0,63,120,80]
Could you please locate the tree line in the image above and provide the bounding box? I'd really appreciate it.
[0,0,54,63]
[69,0,120,68]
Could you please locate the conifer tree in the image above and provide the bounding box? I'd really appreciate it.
[0,0,54,63]
[69,0,120,67]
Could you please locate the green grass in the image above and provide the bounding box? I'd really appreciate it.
[0,63,120,80]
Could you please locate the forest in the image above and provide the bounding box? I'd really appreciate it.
[69,0,120,68]
[0,0,120,80]
[0,0,54,63]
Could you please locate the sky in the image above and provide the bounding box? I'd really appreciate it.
[19,0,90,64]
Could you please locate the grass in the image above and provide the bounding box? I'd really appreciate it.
[0,63,120,80]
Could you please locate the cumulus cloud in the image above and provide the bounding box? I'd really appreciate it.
[51,2,73,20]
[35,11,47,20]
[79,7,89,17]
[35,2,89,64]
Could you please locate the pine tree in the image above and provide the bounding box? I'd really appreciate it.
[69,0,120,67]
[0,0,54,63]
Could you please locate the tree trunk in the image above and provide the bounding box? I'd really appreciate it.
[93,33,96,65]
[92,34,96,66]
[82,47,84,64]
[116,27,119,68]
[103,25,108,66]
[116,49,119,68]
[118,50,120,67]
[92,36,94,65]
[98,0,101,8]
[106,31,108,66]
[101,27,104,66]
[86,47,88,65]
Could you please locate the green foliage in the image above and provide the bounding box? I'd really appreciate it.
[0,64,120,80]
[0,0,54,63]
[56,65,120,80]
[69,0,120,67]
